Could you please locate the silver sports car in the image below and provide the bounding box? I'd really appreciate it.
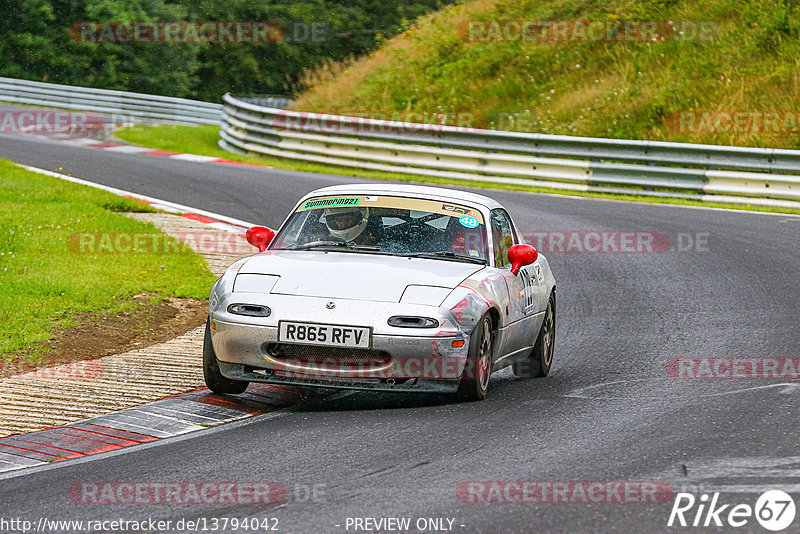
[204,184,556,401]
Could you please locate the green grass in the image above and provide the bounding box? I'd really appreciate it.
[0,100,47,109]
[0,100,84,112]
[294,0,800,150]
[116,124,800,215]
[117,124,245,162]
[0,159,217,362]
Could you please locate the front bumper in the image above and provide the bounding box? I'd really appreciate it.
[210,319,470,393]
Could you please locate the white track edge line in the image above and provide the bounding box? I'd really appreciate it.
[19,164,260,229]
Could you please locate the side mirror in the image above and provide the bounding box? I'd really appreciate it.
[508,244,538,275]
[245,226,275,252]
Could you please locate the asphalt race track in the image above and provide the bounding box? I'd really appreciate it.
[1,131,799,533]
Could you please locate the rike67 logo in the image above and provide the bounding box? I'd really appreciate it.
[668,490,796,531]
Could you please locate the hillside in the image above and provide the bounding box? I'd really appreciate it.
[293,0,800,148]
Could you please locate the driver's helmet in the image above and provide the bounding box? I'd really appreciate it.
[324,207,369,242]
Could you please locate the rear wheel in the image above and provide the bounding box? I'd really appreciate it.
[455,314,494,401]
[513,293,555,379]
[203,318,249,394]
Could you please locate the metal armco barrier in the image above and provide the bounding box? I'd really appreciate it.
[4,79,797,208]
[220,94,800,208]
[0,77,221,125]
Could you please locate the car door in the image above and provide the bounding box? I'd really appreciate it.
[512,215,547,318]
[490,209,545,359]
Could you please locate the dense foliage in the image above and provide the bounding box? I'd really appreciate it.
[0,0,450,101]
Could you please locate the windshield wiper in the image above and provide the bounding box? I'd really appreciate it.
[294,241,381,251]
[404,251,487,264]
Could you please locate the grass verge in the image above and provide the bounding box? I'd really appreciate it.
[0,159,217,365]
[293,0,800,150]
[116,124,800,215]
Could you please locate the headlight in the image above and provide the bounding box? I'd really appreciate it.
[227,303,271,317]
[400,285,452,306]
[233,274,280,293]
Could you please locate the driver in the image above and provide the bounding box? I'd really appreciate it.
[324,207,377,244]
[451,227,485,259]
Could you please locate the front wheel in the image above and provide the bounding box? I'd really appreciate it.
[513,293,555,379]
[203,318,249,394]
[455,314,494,401]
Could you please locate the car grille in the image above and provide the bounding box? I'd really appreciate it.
[264,343,391,371]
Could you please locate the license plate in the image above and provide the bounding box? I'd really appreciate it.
[278,321,372,348]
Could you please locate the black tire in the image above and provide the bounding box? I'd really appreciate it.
[455,314,494,401]
[203,318,249,394]
[513,293,555,379]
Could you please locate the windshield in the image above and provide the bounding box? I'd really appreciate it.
[271,195,489,264]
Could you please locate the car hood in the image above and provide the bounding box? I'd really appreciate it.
[238,250,483,302]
